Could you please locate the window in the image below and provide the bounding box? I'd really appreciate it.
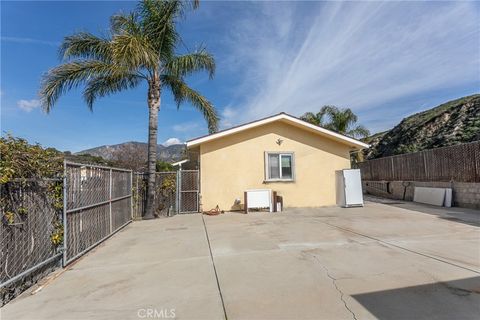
[265,152,294,181]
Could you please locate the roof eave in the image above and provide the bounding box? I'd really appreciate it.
[186,113,370,150]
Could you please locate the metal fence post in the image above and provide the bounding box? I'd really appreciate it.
[109,169,113,233]
[130,171,133,220]
[176,171,180,214]
[62,160,68,267]
[196,170,200,212]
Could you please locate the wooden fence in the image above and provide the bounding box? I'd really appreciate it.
[358,141,480,182]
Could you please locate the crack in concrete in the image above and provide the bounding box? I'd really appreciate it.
[306,252,359,320]
[322,221,480,275]
[201,214,228,320]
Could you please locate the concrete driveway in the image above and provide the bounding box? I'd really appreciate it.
[1,202,479,320]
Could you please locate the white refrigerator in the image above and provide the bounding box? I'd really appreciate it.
[336,169,364,207]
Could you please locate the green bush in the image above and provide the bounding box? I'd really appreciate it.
[0,135,64,245]
[0,135,63,183]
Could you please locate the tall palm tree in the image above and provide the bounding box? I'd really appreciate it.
[300,108,327,127]
[301,105,370,139]
[40,0,218,219]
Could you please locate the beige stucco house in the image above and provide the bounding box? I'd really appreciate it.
[186,113,369,211]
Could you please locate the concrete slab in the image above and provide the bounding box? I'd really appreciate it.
[1,214,225,320]
[203,203,480,319]
[1,202,479,320]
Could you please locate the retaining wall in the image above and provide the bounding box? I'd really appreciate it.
[363,180,480,209]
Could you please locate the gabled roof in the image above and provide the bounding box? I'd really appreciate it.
[186,112,370,149]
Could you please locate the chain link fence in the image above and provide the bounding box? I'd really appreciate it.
[178,170,200,213]
[1,162,133,304]
[1,163,200,304]
[1,179,63,304]
[133,170,199,219]
[133,172,178,219]
[64,162,132,265]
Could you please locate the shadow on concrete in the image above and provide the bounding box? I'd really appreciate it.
[365,196,480,227]
[437,216,480,228]
[352,276,480,320]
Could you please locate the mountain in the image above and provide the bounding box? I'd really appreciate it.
[76,141,185,163]
[366,94,480,159]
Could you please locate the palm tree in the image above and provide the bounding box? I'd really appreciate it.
[301,105,370,139]
[299,108,327,127]
[40,0,218,219]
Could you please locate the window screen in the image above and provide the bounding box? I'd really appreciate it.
[281,155,292,179]
[266,153,294,180]
[268,154,280,179]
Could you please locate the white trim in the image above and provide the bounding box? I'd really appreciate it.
[171,159,189,167]
[186,113,370,149]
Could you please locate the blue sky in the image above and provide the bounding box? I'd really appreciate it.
[1,1,479,152]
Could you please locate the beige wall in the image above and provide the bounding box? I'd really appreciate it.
[196,120,353,210]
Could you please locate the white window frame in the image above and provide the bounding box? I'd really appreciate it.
[264,152,295,182]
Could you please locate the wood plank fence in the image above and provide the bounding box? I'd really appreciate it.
[358,141,480,182]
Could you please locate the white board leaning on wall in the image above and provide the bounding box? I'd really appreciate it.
[413,187,452,207]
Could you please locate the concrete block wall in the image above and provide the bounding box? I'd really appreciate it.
[363,180,480,209]
[453,182,480,209]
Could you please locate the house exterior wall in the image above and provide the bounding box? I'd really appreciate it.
[197,120,353,210]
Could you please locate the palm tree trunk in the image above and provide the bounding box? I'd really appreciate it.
[144,79,161,219]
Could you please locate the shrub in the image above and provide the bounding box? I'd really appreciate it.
[0,135,64,245]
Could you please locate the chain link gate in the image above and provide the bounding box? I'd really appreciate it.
[133,172,177,218]
[177,170,200,213]
[133,170,199,217]
[63,162,132,266]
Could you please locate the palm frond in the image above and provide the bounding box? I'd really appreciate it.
[109,12,159,70]
[60,32,112,62]
[139,0,182,61]
[40,60,120,112]
[110,12,142,35]
[300,112,319,126]
[162,75,218,133]
[140,0,186,25]
[166,48,215,79]
[83,73,142,110]
[322,105,353,133]
[348,125,370,139]
[315,108,327,125]
[342,108,358,127]
[111,33,159,70]
[320,105,339,120]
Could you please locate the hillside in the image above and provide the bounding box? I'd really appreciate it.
[76,141,185,162]
[366,94,480,159]
[362,130,388,147]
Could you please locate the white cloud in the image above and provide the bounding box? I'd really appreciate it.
[219,106,238,128]
[220,1,480,132]
[163,137,183,147]
[17,99,41,112]
[173,122,201,132]
[1,36,60,47]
